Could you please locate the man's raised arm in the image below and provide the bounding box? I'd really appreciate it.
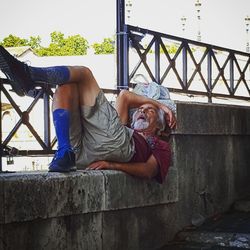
[115,90,176,129]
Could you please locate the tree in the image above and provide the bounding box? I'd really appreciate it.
[28,36,42,49]
[1,35,28,47]
[92,38,115,54]
[35,31,89,56]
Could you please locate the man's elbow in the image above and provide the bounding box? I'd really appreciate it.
[117,89,130,102]
[143,166,158,180]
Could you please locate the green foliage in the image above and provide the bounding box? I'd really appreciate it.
[92,38,115,54]
[35,31,89,56]
[1,34,28,47]
[0,32,89,56]
[0,34,41,49]
[28,36,42,49]
[160,44,179,54]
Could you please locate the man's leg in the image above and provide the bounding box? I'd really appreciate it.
[49,66,101,172]
[0,45,34,96]
[0,45,100,98]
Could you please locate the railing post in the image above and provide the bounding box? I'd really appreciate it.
[182,42,188,90]
[155,37,160,84]
[207,48,212,103]
[230,53,234,95]
[43,88,51,148]
[116,0,129,90]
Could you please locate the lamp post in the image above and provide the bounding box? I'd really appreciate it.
[181,16,187,33]
[195,0,202,42]
[126,0,132,24]
[245,15,250,53]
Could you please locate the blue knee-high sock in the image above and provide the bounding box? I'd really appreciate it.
[53,109,71,157]
[29,66,70,85]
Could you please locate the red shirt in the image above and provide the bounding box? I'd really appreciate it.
[129,131,171,184]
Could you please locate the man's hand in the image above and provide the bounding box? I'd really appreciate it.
[160,104,177,129]
[87,161,114,170]
[86,155,158,180]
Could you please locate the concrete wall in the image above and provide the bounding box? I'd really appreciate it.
[1,102,250,250]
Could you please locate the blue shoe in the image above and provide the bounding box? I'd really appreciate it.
[48,149,76,172]
[0,45,34,96]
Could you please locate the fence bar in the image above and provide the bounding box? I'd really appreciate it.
[116,0,129,90]
[155,36,160,83]
[207,48,212,103]
[230,53,234,95]
[182,42,188,90]
[43,88,51,147]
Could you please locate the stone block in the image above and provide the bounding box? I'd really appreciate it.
[102,204,179,250]
[2,170,105,224]
[175,102,250,135]
[1,212,102,250]
[103,167,178,211]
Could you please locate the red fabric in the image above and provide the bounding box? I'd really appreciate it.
[129,131,171,184]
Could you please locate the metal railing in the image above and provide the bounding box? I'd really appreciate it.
[0,79,117,171]
[0,80,55,170]
[116,1,250,102]
[117,24,250,103]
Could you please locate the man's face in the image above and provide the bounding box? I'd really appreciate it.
[132,104,159,133]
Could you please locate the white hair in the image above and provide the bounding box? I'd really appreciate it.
[156,109,166,135]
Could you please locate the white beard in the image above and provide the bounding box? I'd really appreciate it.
[133,119,149,130]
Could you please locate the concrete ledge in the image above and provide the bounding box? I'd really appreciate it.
[1,102,250,250]
[175,102,250,135]
[0,167,178,224]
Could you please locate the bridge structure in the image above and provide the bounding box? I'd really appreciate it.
[0,0,250,171]
[0,1,250,249]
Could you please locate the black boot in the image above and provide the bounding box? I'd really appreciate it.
[0,45,34,96]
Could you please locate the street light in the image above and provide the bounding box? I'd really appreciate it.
[181,16,187,33]
[126,0,132,24]
[195,0,202,42]
[245,15,250,53]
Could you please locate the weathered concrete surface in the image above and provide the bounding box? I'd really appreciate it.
[0,167,177,225]
[1,213,103,250]
[0,171,106,224]
[235,200,250,212]
[1,102,250,250]
[170,199,250,250]
[172,135,250,219]
[102,204,179,250]
[175,102,250,135]
[104,167,178,210]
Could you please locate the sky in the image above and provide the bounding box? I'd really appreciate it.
[0,0,250,52]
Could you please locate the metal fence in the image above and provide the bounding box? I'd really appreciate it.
[117,24,250,103]
[0,80,55,170]
[116,1,250,102]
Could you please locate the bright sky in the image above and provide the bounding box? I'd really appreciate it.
[0,0,249,52]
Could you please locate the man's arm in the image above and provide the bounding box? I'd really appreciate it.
[116,90,176,128]
[87,154,158,180]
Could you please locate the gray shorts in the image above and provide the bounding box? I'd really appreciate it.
[69,91,134,168]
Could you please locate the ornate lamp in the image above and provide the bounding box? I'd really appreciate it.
[181,16,187,33]
[245,15,250,52]
[126,0,132,24]
[195,0,202,42]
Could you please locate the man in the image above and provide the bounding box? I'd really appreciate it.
[0,45,176,183]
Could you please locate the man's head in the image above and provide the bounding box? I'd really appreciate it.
[131,104,166,135]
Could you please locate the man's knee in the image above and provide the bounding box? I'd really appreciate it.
[53,83,78,108]
[79,66,94,81]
